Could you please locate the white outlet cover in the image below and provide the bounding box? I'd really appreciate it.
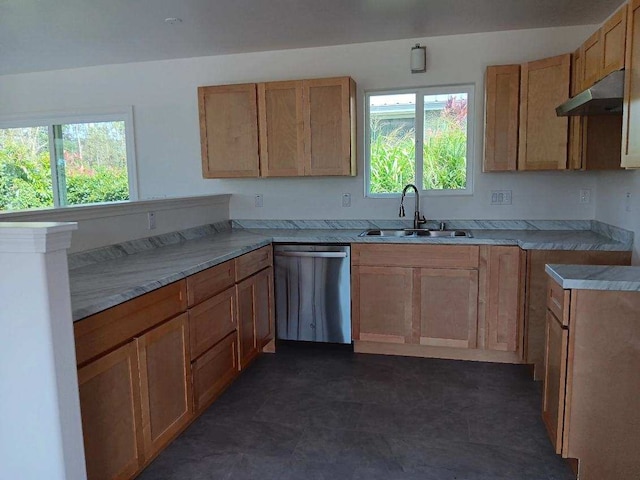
[342,193,351,207]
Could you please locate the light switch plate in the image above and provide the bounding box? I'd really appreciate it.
[342,193,351,208]
[147,212,156,230]
[579,189,591,204]
[255,194,263,208]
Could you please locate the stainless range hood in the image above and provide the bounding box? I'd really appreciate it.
[556,69,624,116]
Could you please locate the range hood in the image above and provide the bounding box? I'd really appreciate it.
[556,69,624,116]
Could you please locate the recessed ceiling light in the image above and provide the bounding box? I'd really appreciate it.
[164,17,183,25]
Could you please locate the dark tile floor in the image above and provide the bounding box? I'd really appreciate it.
[138,343,575,480]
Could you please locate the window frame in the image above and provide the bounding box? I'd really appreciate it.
[365,84,475,198]
[0,106,138,209]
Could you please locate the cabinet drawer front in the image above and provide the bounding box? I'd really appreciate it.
[352,244,479,269]
[192,332,239,413]
[189,287,236,360]
[75,281,187,366]
[186,260,235,307]
[235,245,272,281]
[547,277,570,327]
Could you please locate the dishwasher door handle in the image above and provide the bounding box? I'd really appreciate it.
[275,251,348,258]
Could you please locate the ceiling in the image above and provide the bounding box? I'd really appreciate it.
[0,0,624,76]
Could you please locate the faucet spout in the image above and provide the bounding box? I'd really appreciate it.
[399,184,427,229]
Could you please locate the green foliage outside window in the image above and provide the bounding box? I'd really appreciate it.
[0,123,130,211]
[369,95,468,194]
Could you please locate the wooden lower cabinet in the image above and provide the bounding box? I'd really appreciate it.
[352,244,523,362]
[542,278,640,478]
[524,249,631,380]
[136,313,192,460]
[418,268,478,349]
[78,343,143,480]
[542,309,569,454]
[192,332,239,413]
[254,267,275,349]
[236,266,274,369]
[352,265,414,344]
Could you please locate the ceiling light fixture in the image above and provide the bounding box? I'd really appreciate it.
[164,17,183,25]
[410,44,427,73]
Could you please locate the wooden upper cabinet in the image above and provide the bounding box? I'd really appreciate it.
[518,54,571,171]
[258,81,305,176]
[582,31,603,89]
[568,47,584,170]
[303,77,357,176]
[137,313,192,459]
[78,342,143,480]
[602,4,628,77]
[483,65,520,172]
[623,0,640,168]
[198,84,259,178]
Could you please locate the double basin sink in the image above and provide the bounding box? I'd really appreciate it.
[359,228,473,238]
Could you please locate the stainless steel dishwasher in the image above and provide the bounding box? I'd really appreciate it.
[274,244,351,344]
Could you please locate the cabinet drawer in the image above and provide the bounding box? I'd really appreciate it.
[235,245,272,281]
[75,281,187,366]
[187,260,235,307]
[547,277,570,327]
[352,244,479,269]
[192,332,238,413]
[188,287,236,360]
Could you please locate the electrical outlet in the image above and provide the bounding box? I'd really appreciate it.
[254,194,263,208]
[579,189,591,204]
[625,192,632,212]
[342,193,351,207]
[490,190,512,205]
[147,212,156,230]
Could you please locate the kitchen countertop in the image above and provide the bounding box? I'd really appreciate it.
[545,264,640,291]
[69,225,631,322]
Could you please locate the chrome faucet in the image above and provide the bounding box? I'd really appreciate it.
[399,184,427,229]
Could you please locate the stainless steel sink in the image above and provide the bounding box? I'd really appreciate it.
[359,229,473,238]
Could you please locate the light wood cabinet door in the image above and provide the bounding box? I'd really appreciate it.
[352,265,414,344]
[188,286,236,361]
[518,54,571,170]
[198,83,259,178]
[258,81,305,177]
[417,268,478,349]
[254,267,275,349]
[303,77,356,176]
[582,31,603,89]
[137,313,192,460]
[78,342,143,480]
[569,48,584,170]
[524,249,631,380]
[484,246,523,353]
[192,332,238,413]
[542,309,569,454]
[236,275,259,369]
[483,65,520,172]
[602,4,628,77]
[623,0,640,168]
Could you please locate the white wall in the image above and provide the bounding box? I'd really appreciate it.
[0,195,230,252]
[596,171,640,263]
[0,25,599,224]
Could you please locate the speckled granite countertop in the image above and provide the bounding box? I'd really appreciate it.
[69,222,632,322]
[545,264,640,291]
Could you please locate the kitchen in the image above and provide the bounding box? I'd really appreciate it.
[1,0,640,479]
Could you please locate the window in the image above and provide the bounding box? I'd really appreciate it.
[366,85,474,196]
[0,109,137,211]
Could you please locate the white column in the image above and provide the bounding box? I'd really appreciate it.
[0,222,87,480]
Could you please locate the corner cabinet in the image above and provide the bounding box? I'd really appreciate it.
[623,0,640,168]
[351,244,524,363]
[200,76,356,178]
